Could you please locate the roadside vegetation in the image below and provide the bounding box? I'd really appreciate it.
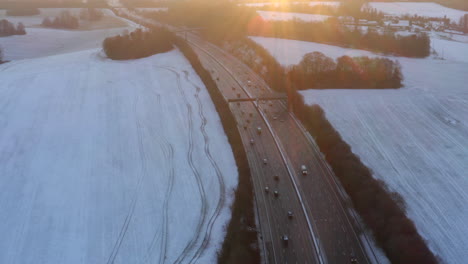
[5,8,40,16]
[289,93,438,263]
[172,33,260,264]
[0,19,26,37]
[103,28,174,60]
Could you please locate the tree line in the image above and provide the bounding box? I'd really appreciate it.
[0,19,26,37]
[42,10,79,29]
[102,27,174,60]
[248,18,431,58]
[289,92,438,264]
[41,9,103,30]
[289,52,403,89]
[172,34,260,264]
[79,8,104,21]
[141,2,430,58]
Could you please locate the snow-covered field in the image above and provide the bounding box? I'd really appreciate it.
[250,36,376,64]
[0,8,83,26]
[368,2,468,22]
[0,27,135,61]
[251,36,468,263]
[257,10,330,22]
[0,8,129,29]
[0,11,238,264]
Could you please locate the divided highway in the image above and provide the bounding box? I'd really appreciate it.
[188,36,375,264]
[116,9,377,264]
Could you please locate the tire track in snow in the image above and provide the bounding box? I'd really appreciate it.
[142,94,175,264]
[181,70,226,264]
[106,93,147,264]
[154,67,208,264]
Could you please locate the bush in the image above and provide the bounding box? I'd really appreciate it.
[103,27,174,60]
[42,11,79,29]
[6,8,40,16]
[0,19,26,36]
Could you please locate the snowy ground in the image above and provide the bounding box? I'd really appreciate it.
[0,27,135,61]
[0,8,129,30]
[257,10,330,22]
[251,36,468,264]
[368,2,467,22]
[0,8,139,61]
[0,10,238,264]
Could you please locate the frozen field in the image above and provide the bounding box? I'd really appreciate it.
[0,8,139,61]
[251,36,468,263]
[368,2,467,22]
[0,8,128,29]
[0,12,238,264]
[257,10,330,22]
[0,27,135,61]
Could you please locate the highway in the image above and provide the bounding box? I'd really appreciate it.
[187,35,375,264]
[116,9,377,264]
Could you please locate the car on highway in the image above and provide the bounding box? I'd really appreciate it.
[257,127,262,134]
[287,211,293,219]
[273,175,279,181]
[350,257,358,263]
[274,190,279,197]
[250,139,254,145]
[265,186,269,193]
[263,158,268,164]
[301,165,308,175]
[281,235,289,246]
